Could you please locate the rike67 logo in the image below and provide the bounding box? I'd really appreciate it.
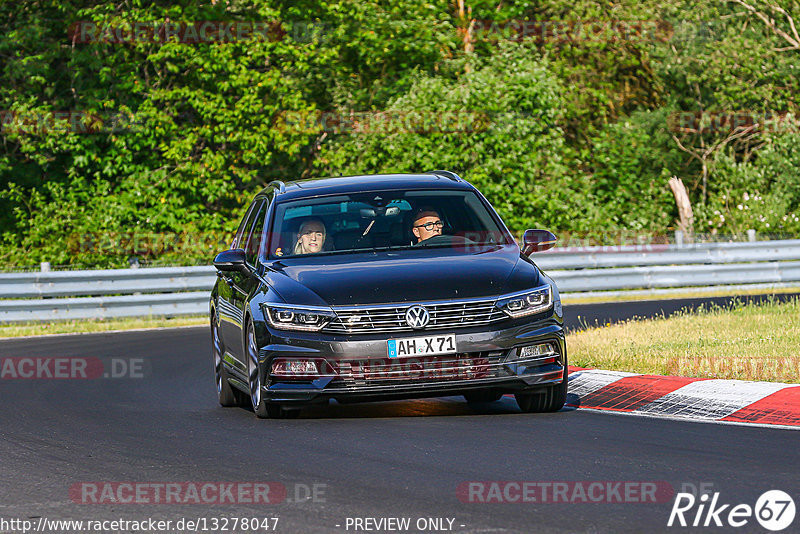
[668,490,796,531]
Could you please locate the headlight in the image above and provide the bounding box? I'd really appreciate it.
[495,285,552,318]
[261,304,336,331]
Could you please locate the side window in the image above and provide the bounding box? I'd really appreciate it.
[244,202,267,265]
[232,200,262,250]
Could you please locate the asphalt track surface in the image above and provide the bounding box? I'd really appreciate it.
[2,296,799,534]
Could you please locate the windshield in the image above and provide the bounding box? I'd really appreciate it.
[265,189,512,259]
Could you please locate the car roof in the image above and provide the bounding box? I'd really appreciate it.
[258,173,475,201]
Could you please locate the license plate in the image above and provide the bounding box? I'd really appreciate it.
[387,334,456,358]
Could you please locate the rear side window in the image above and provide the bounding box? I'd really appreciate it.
[244,202,267,265]
[232,199,263,250]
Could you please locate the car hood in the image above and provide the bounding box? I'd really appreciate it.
[264,245,541,306]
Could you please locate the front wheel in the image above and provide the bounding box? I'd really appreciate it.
[212,313,241,407]
[246,321,301,419]
[514,358,568,413]
[246,321,270,418]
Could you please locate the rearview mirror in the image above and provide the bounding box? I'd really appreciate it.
[213,249,249,273]
[521,229,557,255]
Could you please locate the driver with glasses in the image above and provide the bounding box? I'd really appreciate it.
[411,207,444,244]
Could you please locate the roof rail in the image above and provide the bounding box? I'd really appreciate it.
[425,170,462,182]
[268,180,286,193]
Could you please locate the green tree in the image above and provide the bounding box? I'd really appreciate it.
[1,0,322,266]
[316,45,597,235]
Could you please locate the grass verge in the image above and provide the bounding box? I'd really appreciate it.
[0,316,207,339]
[567,297,800,383]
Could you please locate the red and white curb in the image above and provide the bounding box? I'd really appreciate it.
[566,368,800,429]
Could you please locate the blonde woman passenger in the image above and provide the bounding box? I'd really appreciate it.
[275,218,327,256]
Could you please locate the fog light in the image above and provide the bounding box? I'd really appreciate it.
[271,358,320,379]
[518,343,556,360]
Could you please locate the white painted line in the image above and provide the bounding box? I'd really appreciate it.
[635,379,790,420]
[567,369,640,399]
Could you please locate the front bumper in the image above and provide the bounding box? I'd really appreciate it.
[254,315,565,404]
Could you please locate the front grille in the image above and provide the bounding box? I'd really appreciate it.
[324,298,507,334]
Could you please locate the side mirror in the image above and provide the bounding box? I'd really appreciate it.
[213,249,249,273]
[521,229,557,255]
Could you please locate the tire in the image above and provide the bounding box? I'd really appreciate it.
[246,321,270,418]
[514,357,568,413]
[464,390,504,403]
[246,321,301,419]
[212,313,239,407]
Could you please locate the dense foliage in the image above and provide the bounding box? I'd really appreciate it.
[1,0,798,267]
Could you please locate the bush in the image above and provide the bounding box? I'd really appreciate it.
[586,107,684,233]
[697,129,800,236]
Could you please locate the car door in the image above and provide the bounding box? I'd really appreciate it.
[227,199,268,368]
[217,199,263,368]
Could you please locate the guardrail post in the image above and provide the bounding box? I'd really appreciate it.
[40,262,51,272]
[747,229,756,242]
[674,230,684,248]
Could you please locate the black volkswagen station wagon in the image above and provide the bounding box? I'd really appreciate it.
[211,171,567,418]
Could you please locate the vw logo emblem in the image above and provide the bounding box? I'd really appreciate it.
[405,305,430,329]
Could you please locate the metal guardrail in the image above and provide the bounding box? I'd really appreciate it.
[533,239,800,270]
[2,240,800,323]
[1,266,215,299]
[1,292,210,323]
[0,266,215,322]
[550,261,800,292]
